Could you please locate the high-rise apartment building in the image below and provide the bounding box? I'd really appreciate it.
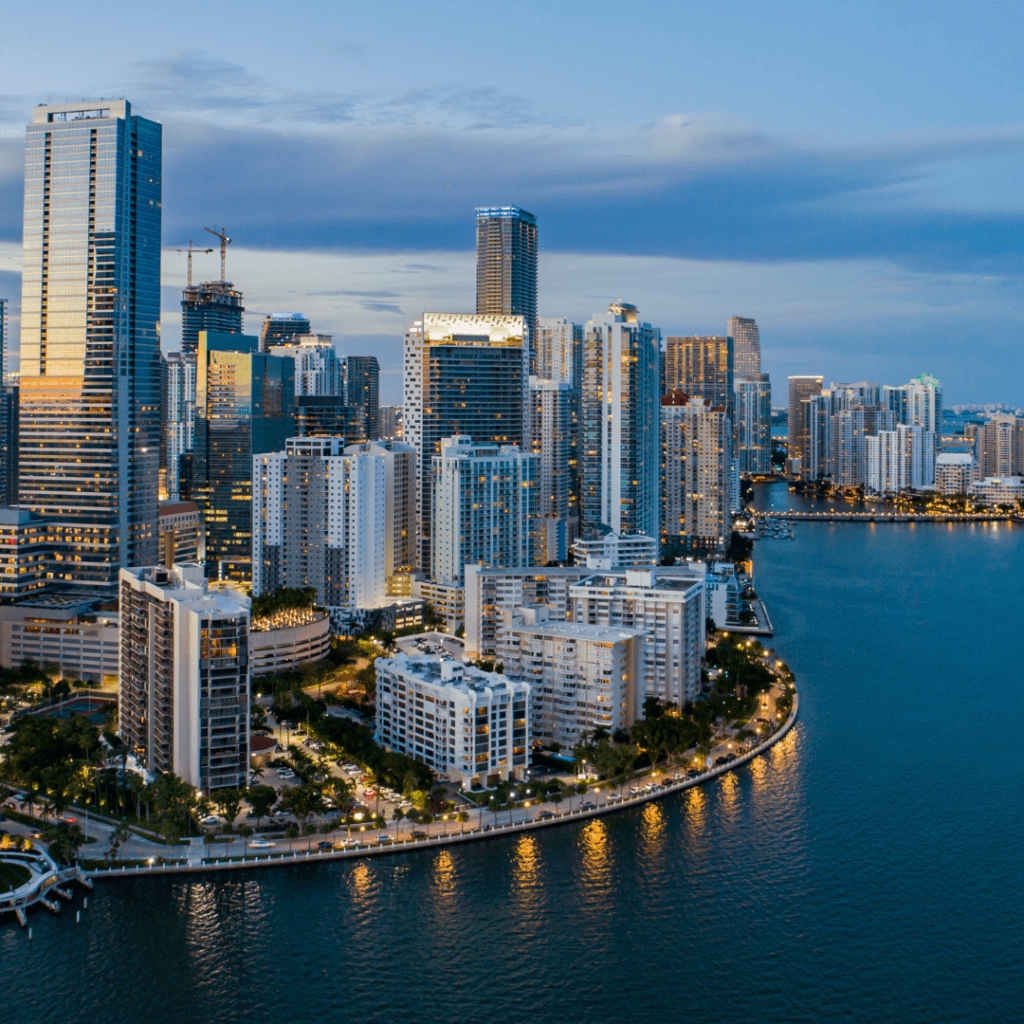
[2,384,17,506]
[529,376,578,562]
[475,206,538,371]
[430,436,539,587]
[403,313,528,567]
[119,562,250,792]
[497,606,646,746]
[535,317,582,384]
[734,375,772,476]
[267,335,342,397]
[252,436,386,615]
[260,312,311,352]
[181,281,244,358]
[345,355,381,440]
[977,415,1023,478]
[787,376,823,474]
[866,425,935,493]
[294,396,362,442]
[19,101,161,591]
[0,300,11,505]
[934,453,976,495]
[192,331,295,581]
[664,336,734,409]
[581,303,661,541]
[728,317,761,380]
[163,352,197,502]
[660,393,732,551]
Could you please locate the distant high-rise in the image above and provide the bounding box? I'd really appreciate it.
[181,281,244,358]
[664,336,734,409]
[734,375,772,476]
[260,312,311,352]
[0,299,10,505]
[19,100,161,590]
[787,375,823,473]
[267,335,342,397]
[192,331,295,581]
[403,313,528,568]
[345,355,381,440]
[163,352,197,502]
[476,207,538,371]
[535,317,582,385]
[529,376,578,561]
[728,317,761,379]
[581,302,661,541]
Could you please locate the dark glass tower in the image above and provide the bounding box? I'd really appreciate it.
[345,355,380,440]
[181,281,244,357]
[192,331,295,581]
[19,100,161,591]
[260,312,310,352]
[475,207,538,372]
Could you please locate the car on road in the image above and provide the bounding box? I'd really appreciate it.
[581,801,596,811]
[336,838,360,849]
[377,835,393,844]
[249,839,275,849]
[687,769,700,778]
[316,841,333,850]
[200,816,220,826]
[411,830,427,839]
[538,811,555,820]
[715,756,728,765]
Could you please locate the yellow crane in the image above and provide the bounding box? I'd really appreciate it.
[204,225,232,281]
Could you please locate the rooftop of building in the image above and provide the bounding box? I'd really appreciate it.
[475,206,536,224]
[936,452,975,464]
[500,617,645,644]
[571,569,706,594]
[383,653,522,694]
[158,501,200,517]
[0,507,46,527]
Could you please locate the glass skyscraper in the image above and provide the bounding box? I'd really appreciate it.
[192,331,295,581]
[727,316,761,380]
[181,281,244,357]
[19,100,161,591]
[475,207,538,372]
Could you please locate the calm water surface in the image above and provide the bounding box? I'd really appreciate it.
[4,482,1022,1023]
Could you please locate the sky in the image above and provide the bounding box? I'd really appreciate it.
[1,0,1023,405]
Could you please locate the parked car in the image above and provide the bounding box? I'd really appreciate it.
[249,839,275,849]
[316,841,333,850]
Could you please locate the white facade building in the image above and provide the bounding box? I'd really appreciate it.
[164,352,196,502]
[375,654,530,787]
[570,568,706,707]
[571,532,658,570]
[968,476,1024,506]
[431,436,539,587]
[935,453,976,495]
[535,317,581,384]
[496,606,646,748]
[866,425,935,493]
[119,563,250,792]
[705,562,743,629]
[267,335,342,397]
[734,375,772,476]
[253,437,387,617]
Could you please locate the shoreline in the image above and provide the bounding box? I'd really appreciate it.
[81,692,800,882]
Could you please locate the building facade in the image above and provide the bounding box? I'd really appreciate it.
[260,312,311,352]
[475,207,538,371]
[664,336,734,411]
[728,316,761,380]
[267,335,342,397]
[181,281,244,358]
[529,376,578,561]
[19,100,162,591]
[787,376,823,474]
[163,352,197,502]
[934,452,976,495]
[119,563,250,792]
[581,303,660,541]
[158,501,205,567]
[376,654,530,787]
[734,375,772,476]
[192,332,295,581]
[403,313,528,567]
[345,355,380,441]
[866,425,935,493]
[430,436,539,587]
[535,317,582,385]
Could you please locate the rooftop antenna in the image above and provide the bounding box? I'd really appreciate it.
[204,225,232,282]
[166,240,214,288]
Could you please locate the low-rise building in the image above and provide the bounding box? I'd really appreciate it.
[411,578,464,633]
[119,563,251,792]
[934,453,976,496]
[570,568,706,707]
[250,606,332,677]
[571,532,658,569]
[705,562,743,629]
[496,605,645,750]
[968,476,1024,506]
[375,654,530,788]
[0,507,55,603]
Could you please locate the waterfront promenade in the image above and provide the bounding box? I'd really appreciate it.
[758,510,1012,523]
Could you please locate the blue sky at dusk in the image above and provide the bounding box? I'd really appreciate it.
[1,0,1022,403]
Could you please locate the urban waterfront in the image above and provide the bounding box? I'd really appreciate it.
[3,482,1021,1024]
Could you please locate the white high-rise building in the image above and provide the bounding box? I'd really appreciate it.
[376,654,530,787]
[866,425,935,493]
[119,562,250,792]
[581,302,661,542]
[529,376,578,561]
[535,317,582,384]
[734,375,772,476]
[497,605,646,747]
[252,437,386,615]
[570,568,706,707]
[935,453,976,495]
[267,335,342,397]
[431,436,540,587]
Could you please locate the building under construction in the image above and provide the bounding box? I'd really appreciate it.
[181,281,245,356]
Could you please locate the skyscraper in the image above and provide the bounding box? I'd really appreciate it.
[403,313,528,567]
[475,207,538,372]
[787,375,823,474]
[163,352,197,502]
[192,331,295,581]
[181,281,244,358]
[529,376,578,561]
[727,317,761,379]
[664,336,734,408]
[0,299,10,505]
[535,317,582,384]
[734,375,772,475]
[266,335,342,396]
[581,302,661,542]
[260,311,311,352]
[345,355,381,440]
[19,101,161,591]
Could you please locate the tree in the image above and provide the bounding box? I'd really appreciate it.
[45,820,86,866]
[285,823,299,850]
[457,810,469,834]
[153,772,195,850]
[217,789,244,829]
[247,785,278,828]
[105,820,132,867]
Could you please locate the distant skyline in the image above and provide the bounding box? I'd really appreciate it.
[1,0,1022,404]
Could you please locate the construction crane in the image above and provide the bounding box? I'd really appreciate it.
[204,225,232,281]
[166,240,214,288]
